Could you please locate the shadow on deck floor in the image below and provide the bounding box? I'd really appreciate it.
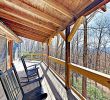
[14,60,78,100]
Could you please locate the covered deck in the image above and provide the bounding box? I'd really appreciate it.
[0,0,110,100]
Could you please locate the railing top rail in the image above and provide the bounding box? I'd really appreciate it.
[47,55,110,89]
[69,63,110,89]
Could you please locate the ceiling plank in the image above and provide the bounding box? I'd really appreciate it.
[0,0,57,31]
[43,0,73,19]
[6,0,63,27]
[2,19,50,37]
[6,25,47,39]
[13,30,45,42]
[0,9,53,34]
[20,0,73,19]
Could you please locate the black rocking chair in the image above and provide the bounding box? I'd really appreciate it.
[21,56,41,82]
[0,65,47,100]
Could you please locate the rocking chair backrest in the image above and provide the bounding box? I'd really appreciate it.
[12,63,24,95]
[21,56,28,74]
[0,67,23,100]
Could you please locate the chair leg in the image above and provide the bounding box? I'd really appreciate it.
[39,81,42,87]
[36,69,40,77]
[26,72,30,82]
[36,69,41,87]
[27,77,29,82]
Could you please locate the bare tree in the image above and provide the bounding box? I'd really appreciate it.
[82,17,87,98]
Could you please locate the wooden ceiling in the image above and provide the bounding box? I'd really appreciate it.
[0,0,109,43]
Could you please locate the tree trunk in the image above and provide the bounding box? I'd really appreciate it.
[75,33,79,81]
[82,18,87,98]
[104,45,107,74]
[55,35,59,70]
[59,40,64,74]
[95,29,102,71]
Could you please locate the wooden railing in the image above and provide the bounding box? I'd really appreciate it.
[22,53,110,100]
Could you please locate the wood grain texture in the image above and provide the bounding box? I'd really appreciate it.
[0,21,22,42]
[0,0,106,42]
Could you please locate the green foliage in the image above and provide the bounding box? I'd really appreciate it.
[73,79,82,94]
[87,84,108,100]
[72,78,109,100]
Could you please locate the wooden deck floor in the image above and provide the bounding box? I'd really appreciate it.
[14,60,78,100]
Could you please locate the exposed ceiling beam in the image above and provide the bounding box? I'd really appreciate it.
[69,0,110,25]
[6,0,63,27]
[0,21,22,43]
[2,19,50,37]
[0,0,57,31]
[20,0,73,19]
[13,30,44,42]
[59,32,66,41]
[0,9,54,34]
[6,25,47,39]
[100,5,106,12]
[84,0,109,16]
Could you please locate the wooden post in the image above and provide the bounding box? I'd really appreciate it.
[65,26,70,89]
[42,43,43,62]
[8,40,13,68]
[47,44,49,68]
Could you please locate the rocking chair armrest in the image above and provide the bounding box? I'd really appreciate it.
[27,64,37,68]
[27,62,41,68]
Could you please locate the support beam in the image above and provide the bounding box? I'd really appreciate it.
[42,43,44,62]
[100,5,106,12]
[47,44,49,68]
[68,16,84,42]
[48,38,53,46]
[8,40,13,68]
[59,32,66,41]
[84,0,109,16]
[65,26,70,89]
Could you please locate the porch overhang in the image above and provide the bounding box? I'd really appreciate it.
[0,0,109,43]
